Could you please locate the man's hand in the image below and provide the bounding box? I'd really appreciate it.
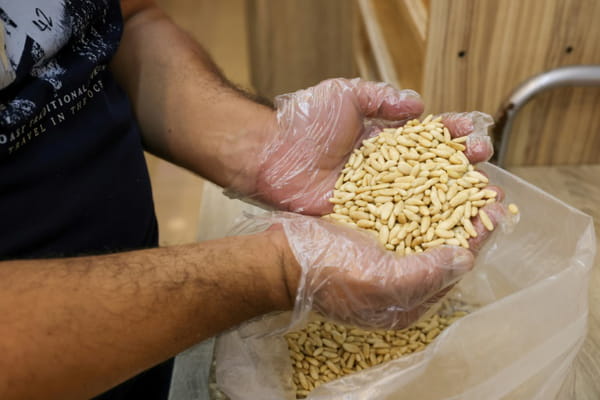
[244,79,496,215]
[249,79,423,214]
[263,197,506,330]
[269,213,473,329]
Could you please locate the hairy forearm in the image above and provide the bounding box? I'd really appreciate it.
[111,6,275,193]
[0,231,291,399]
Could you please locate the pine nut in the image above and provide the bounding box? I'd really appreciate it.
[479,209,494,231]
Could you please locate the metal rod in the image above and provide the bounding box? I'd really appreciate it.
[493,65,600,167]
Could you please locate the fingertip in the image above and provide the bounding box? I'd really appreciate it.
[389,246,472,311]
[424,245,474,275]
[447,246,475,274]
[464,135,494,163]
[380,93,424,121]
[468,203,507,252]
[355,80,424,120]
[442,113,474,138]
[421,246,474,297]
[442,112,494,164]
[481,202,507,224]
[442,111,494,137]
[484,185,505,202]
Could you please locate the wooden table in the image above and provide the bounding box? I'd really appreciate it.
[510,164,600,399]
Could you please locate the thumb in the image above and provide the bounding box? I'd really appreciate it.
[350,78,424,121]
[390,246,474,308]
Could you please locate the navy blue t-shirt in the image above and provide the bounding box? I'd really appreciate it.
[0,1,158,258]
[0,1,172,398]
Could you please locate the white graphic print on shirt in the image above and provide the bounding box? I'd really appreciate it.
[0,0,70,90]
[0,21,12,80]
[0,0,117,134]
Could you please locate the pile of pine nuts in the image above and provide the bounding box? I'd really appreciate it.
[286,310,467,398]
[323,115,518,253]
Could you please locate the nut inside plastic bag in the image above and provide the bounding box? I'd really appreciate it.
[214,163,596,400]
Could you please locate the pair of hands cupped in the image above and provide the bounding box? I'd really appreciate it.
[241,78,504,329]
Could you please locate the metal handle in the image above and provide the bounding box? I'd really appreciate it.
[492,65,600,167]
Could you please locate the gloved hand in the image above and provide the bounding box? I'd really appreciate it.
[261,199,506,330]
[232,78,495,216]
[229,78,421,214]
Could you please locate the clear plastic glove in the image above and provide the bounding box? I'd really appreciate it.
[230,78,494,216]
[441,111,495,164]
[230,78,423,214]
[252,201,507,330]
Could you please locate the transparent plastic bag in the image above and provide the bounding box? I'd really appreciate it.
[214,163,596,400]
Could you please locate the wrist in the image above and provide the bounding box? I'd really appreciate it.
[222,102,279,196]
[262,227,301,311]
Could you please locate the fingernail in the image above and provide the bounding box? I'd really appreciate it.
[451,248,474,271]
[398,89,421,100]
[465,135,493,163]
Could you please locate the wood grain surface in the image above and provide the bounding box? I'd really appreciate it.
[357,0,600,166]
[507,87,600,166]
[357,0,425,91]
[357,0,402,86]
[422,0,600,166]
[510,164,600,399]
[354,14,382,83]
[396,0,427,43]
[247,0,356,99]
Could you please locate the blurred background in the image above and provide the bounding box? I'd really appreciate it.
[144,1,600,399]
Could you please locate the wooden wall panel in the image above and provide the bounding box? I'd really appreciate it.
[357,0,425,91]
[354,13,383,83]
[247,0,357,99]
[509,87,600,165]
[422,0,600,166]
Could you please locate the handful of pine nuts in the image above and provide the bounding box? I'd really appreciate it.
[324,114,518,252]
[286,115,518,398]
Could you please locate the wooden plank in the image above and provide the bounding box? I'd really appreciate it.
[358,0,425,90]
[357,0,401,87]
[422,0,600,166]
[510,164,600,399]
[396,0,428,43]
[247,0,357,99]
[353,13,382,82]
